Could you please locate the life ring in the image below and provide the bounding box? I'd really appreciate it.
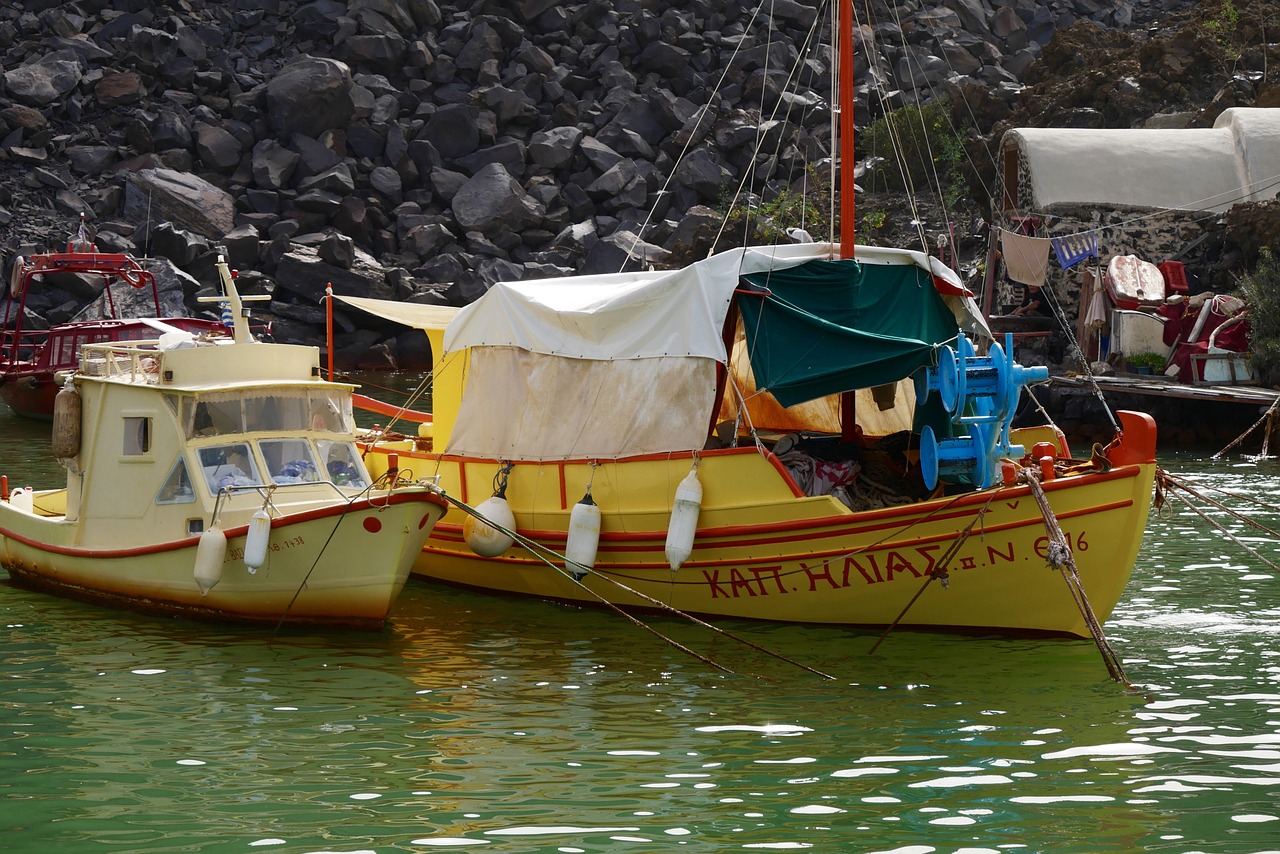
[9,256,25,296]
[120,267,150,288]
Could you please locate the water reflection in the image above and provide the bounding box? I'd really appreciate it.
[2,409,1279,852]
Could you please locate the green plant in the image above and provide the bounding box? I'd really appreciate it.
[862,99,967,207]
[862,209,887,230]
[1127,352,1166,371]
[1239,247,1280,385]
[1203,0,1242,57]
[720,164,833,245]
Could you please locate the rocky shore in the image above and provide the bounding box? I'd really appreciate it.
[0,0,1269,370]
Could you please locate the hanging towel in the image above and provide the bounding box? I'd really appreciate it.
[1001,229,1052,287]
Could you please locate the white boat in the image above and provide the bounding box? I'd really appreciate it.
[0,258,448,629]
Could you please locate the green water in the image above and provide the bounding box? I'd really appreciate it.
[2,401,1278,853]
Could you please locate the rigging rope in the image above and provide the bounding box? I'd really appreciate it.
[1212,397,1280,459]
[866,488,1000,654]
[435,489,836,680]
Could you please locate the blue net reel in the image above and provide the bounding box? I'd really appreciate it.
[915,333,1049,489]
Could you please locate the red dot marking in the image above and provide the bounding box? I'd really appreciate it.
[363,516,382,533]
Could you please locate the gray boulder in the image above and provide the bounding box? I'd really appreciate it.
[452,163,545,233]
[265,57,356,138]
[123,169,235,239]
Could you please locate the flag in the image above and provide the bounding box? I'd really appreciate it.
[1051,231,1099,269]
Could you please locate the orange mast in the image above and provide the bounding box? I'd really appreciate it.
[837,0,856,258]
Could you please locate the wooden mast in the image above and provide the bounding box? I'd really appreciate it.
[837,0,858,440]
[837,0,856,259]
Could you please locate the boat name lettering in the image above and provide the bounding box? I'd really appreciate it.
[702,565,787,598]
[699,530,1092,595]
[225,535,306,562]
[1035,532,1088,557]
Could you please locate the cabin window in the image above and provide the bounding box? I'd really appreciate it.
[310,395,349,432]
[190,397,245,436]
[198,443,260,493]
[260,438,320,484]
[123,416,151,455]
[156,458,196,504]
[317,440,370,489]
[245,393,309,432]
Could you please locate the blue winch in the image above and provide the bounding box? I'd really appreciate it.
[916,333,1048,489]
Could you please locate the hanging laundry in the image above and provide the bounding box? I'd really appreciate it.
[1001,229,1052,287]
[1051,231,1099,269]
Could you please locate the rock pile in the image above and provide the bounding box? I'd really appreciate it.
[0,0,1247,367]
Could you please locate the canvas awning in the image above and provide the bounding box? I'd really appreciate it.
[737,257,965,407]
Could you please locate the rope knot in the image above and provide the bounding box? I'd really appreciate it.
[1046,540,1071,569]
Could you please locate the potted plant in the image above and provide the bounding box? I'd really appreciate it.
[1127,352,1166,375]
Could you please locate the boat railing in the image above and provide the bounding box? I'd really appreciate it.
[77,340,164,383]
[1,327,50,364]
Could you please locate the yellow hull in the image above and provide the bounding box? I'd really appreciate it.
[362,425,1155,638]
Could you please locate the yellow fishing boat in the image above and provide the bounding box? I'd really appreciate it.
[348,240,1156,638]
[342,0,1154,639]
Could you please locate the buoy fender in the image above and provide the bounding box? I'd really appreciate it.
[194,526,227,595]
[565,493,601,573]
[463,494,517,557]
[664,469,703,570]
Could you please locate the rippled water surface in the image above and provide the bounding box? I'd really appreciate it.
[2,404,1279,853]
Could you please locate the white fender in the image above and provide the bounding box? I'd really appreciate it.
[244,507,271,571]
[565,492,601,576]
[51,384,82,460]
[664,468,703,570]
[464,494,516,557]
[193,526,227,595]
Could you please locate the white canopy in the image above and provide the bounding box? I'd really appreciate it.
[441,243,979,460]
[442,244,835,361]
[1006,107,1280,214]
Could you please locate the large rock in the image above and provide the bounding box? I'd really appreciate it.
[4,55,82,106]
[265,57,356,138]
[123,169,235,239]
[451,162,545,233]
[273,243,395,303]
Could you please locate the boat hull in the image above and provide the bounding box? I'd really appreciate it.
[0,491,447,630]
[0,373,57,421]
[360,442,1156,638]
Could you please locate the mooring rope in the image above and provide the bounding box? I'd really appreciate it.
[1020,468,1129,684]
[436,489,836,680]
[1212,397,1280,460]
[1154,469,1280,574]
[1156,469,1280,541]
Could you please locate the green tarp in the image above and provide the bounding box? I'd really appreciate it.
[737,258,958,408]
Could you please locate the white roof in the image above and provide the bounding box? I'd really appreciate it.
[1006,107,1280,213]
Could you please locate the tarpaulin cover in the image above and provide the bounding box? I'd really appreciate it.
[737,258,959,407]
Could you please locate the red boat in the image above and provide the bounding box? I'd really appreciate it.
[2,226,229,420]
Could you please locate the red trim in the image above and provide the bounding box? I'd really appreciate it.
[353,393,432,423]
[421,464,1146,571]
[0,490,445,559]
[423,493,1134,574]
